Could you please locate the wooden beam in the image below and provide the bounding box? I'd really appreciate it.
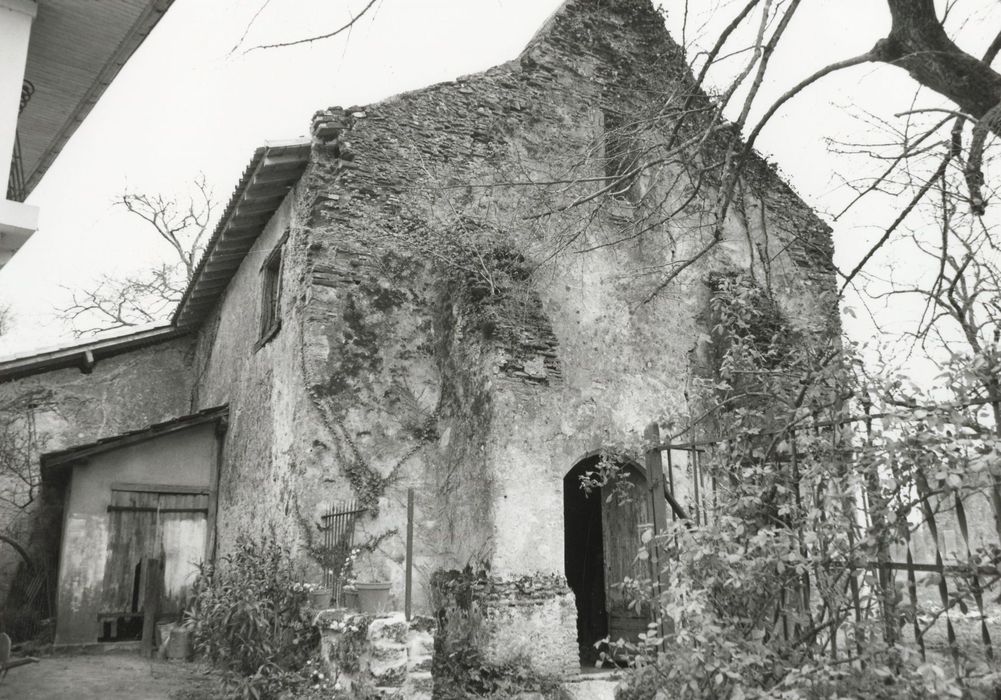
[141,557,162,658]
[111,482,209,494]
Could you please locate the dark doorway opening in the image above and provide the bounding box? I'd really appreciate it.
[563,457,607,666]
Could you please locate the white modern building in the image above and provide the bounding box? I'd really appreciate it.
[0,0,174,267]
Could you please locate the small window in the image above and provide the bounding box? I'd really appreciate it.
[258,237,285,345]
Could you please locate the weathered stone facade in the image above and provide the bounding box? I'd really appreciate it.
[0,337,196,600]
[0,0,836,685]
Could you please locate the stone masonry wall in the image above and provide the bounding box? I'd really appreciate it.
[189,190,317,555]
[292,0,837,642]
[0,337,196,604]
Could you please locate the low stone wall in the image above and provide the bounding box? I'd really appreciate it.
[477,575,579,676]
[315,609,434,698]
[431,570,579,697]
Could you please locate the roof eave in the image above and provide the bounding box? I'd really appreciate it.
[40,404,228,479]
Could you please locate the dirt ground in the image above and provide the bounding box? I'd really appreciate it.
[0,654,219,699]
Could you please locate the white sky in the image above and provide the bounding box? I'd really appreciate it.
[0,0,996,367]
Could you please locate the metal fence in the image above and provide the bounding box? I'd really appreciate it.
[648,412,1001,692]
[320,500,365,605]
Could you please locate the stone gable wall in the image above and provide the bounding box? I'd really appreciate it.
[291,0,837,675]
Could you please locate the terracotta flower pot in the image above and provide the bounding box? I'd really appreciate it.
[354,581,391,613]
[308,588,333,609]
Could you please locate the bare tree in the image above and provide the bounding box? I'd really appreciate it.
[58,177,214,336]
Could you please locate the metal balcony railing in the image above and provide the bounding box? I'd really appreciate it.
[6,80,34,203]
[7,133,26,203]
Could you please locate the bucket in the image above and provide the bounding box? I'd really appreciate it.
[165,625,192,660]
[157,622,192,660]
[156,622,175,649]
[354,582,391,614]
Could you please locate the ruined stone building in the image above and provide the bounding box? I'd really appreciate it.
[0,0,835,679]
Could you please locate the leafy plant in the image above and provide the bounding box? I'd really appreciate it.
[430,568,563,699]
[602,273,999,697]
[185,533,320,699]
[326,614,371,673]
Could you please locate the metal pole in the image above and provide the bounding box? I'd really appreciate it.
[405,488,414,621]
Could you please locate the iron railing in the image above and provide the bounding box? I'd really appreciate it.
[320,500,366,606]
[648,413,1001,694]
[7,80,34,203]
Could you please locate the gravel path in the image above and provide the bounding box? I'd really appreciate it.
[0,654,217,699]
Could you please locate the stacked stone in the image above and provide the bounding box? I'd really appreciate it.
[400,617,435,699]
[315,609,434,699]
[366,614,409,694]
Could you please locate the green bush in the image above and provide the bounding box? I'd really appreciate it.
[186,533,320,699]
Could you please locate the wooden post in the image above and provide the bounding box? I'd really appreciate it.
[644,423,670,642]
[405,488,414,621]
[644,423,668,536]
[141,557,162,658]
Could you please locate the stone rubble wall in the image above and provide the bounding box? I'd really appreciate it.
[431,570,578,687]
[0,337,196,605]
[316,609,434,699]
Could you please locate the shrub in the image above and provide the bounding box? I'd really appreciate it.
[186,533,320,699]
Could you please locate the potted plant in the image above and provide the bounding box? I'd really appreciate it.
[340,547,361,610]
[353,555,392,614]
[308,582,333,609]
[297,581,333,609]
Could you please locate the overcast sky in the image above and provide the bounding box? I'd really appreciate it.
[0,0,996,365]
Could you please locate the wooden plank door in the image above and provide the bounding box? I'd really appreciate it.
[601,465,653,646]
[101,489,208,619]
[102,491,159,615]
[157,493,208,617]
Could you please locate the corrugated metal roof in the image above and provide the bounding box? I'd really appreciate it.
[172,138,311,329]
[40,405,228,478]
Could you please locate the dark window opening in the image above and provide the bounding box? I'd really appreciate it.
[603,110,639,201]
[97,614,143,642]
[258,236,285,346]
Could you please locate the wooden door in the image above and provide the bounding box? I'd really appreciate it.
[101,489,209,618]
[601,466,653,646]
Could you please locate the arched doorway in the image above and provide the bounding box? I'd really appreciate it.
[563,455,652,666]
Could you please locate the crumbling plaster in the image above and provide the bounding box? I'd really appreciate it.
[295,0,837,605]
[54,423,216,645]
[0,1,841,674]
[0,338,196,599]
[189,191,315,554]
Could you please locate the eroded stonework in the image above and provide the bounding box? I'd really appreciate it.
[0,0,837,684]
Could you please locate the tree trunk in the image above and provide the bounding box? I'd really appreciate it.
[875,0,1001,133]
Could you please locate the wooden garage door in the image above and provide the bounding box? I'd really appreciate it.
[101,487,208,617]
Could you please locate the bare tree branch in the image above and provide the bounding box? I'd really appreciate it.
[58,179,215,337]
[244,0,381,52]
